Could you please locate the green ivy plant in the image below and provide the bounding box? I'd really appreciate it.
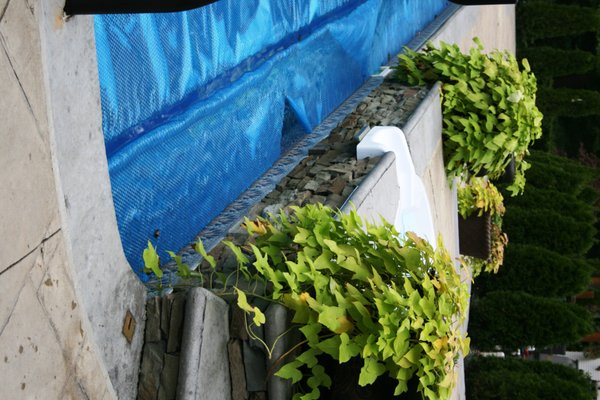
[457,176,508,276]
[457,176,505,221]
[395,38,543,195]
[144,204,470,400]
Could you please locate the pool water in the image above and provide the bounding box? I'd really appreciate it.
[94,0,449,278]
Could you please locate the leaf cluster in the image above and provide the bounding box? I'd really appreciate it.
[234,204,470,400]
[395,38,543,195]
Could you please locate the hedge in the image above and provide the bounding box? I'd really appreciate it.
[537,88,600,118]
[519,47,597,79]
[518,3,600,45]
[473,244,592,297]
[466,356,596,400]
[503,206,596,257]
[504,185,596,222]
[523,150,599,196]
[469,291,593,350]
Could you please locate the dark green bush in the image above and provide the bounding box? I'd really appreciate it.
[474,244,592,297]
[519,47,597,79]
[524,150,599,196]
[469,291,593,350]
[518,3,600,45]
[503,206,596,256]
[538,88,600,118]
[505,185,596,221]
[466,356,596,400]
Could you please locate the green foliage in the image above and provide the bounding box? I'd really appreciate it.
[503,206,596,256]
[518,3,600,45]
[538,88,600,118]
[229,204,470,400]
[474,244,593,297]
[457,177,505,220]
[395,38,543,195]
[519,46,597,80]
[525,150,600,196]
[469,291,593,350]
[466,356,596,400]
[504,185,596,222]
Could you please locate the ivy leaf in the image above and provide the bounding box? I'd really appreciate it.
[317,305,346,333]
[275,360,303,384]
[143,241,162,278]
[358,357,386,386]
[194,239,216,269]
[339,333,361,363]
[316,336,341,359]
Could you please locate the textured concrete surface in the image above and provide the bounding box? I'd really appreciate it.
[342,151,399,225]
[1,0,146,398]
[430,4,516,54]
[38,0,146,397]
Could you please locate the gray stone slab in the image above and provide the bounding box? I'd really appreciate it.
[177,288,231,400]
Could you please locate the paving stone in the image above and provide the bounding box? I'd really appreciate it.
[145,297,162,343]
[0,281,68,399]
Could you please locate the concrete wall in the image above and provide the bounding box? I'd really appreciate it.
[0,0,146,398]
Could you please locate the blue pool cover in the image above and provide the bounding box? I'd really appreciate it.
[94,0,448,279]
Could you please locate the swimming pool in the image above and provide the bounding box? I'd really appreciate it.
[94,0,449,278]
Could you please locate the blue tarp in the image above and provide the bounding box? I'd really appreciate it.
[94,0,448,278]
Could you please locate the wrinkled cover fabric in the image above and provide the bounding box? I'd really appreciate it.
[94,0,448,278]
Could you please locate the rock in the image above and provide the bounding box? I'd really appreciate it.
[158,353,180,400]
[166,293,186,353]
[303,180,320,192]
[138,341,166,400]
[228,340,248,400]
[145,296,162,343]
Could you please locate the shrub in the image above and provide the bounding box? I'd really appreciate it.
[474,244,593,297]
[469,291,593,350]
[537,88,600,118]
[518,3,600,45]
[394,38,542,195]
[519,47,597,79]
[504,185,596,222]
[466,356,596,400]
[503,206,595,256]
[524,150,599,196]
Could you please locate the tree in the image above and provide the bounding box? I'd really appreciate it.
[466,356,596,400]
[469,291,593,350]
[474,244,592,297]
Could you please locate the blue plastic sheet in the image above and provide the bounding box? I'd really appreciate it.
[94,0,448,278]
